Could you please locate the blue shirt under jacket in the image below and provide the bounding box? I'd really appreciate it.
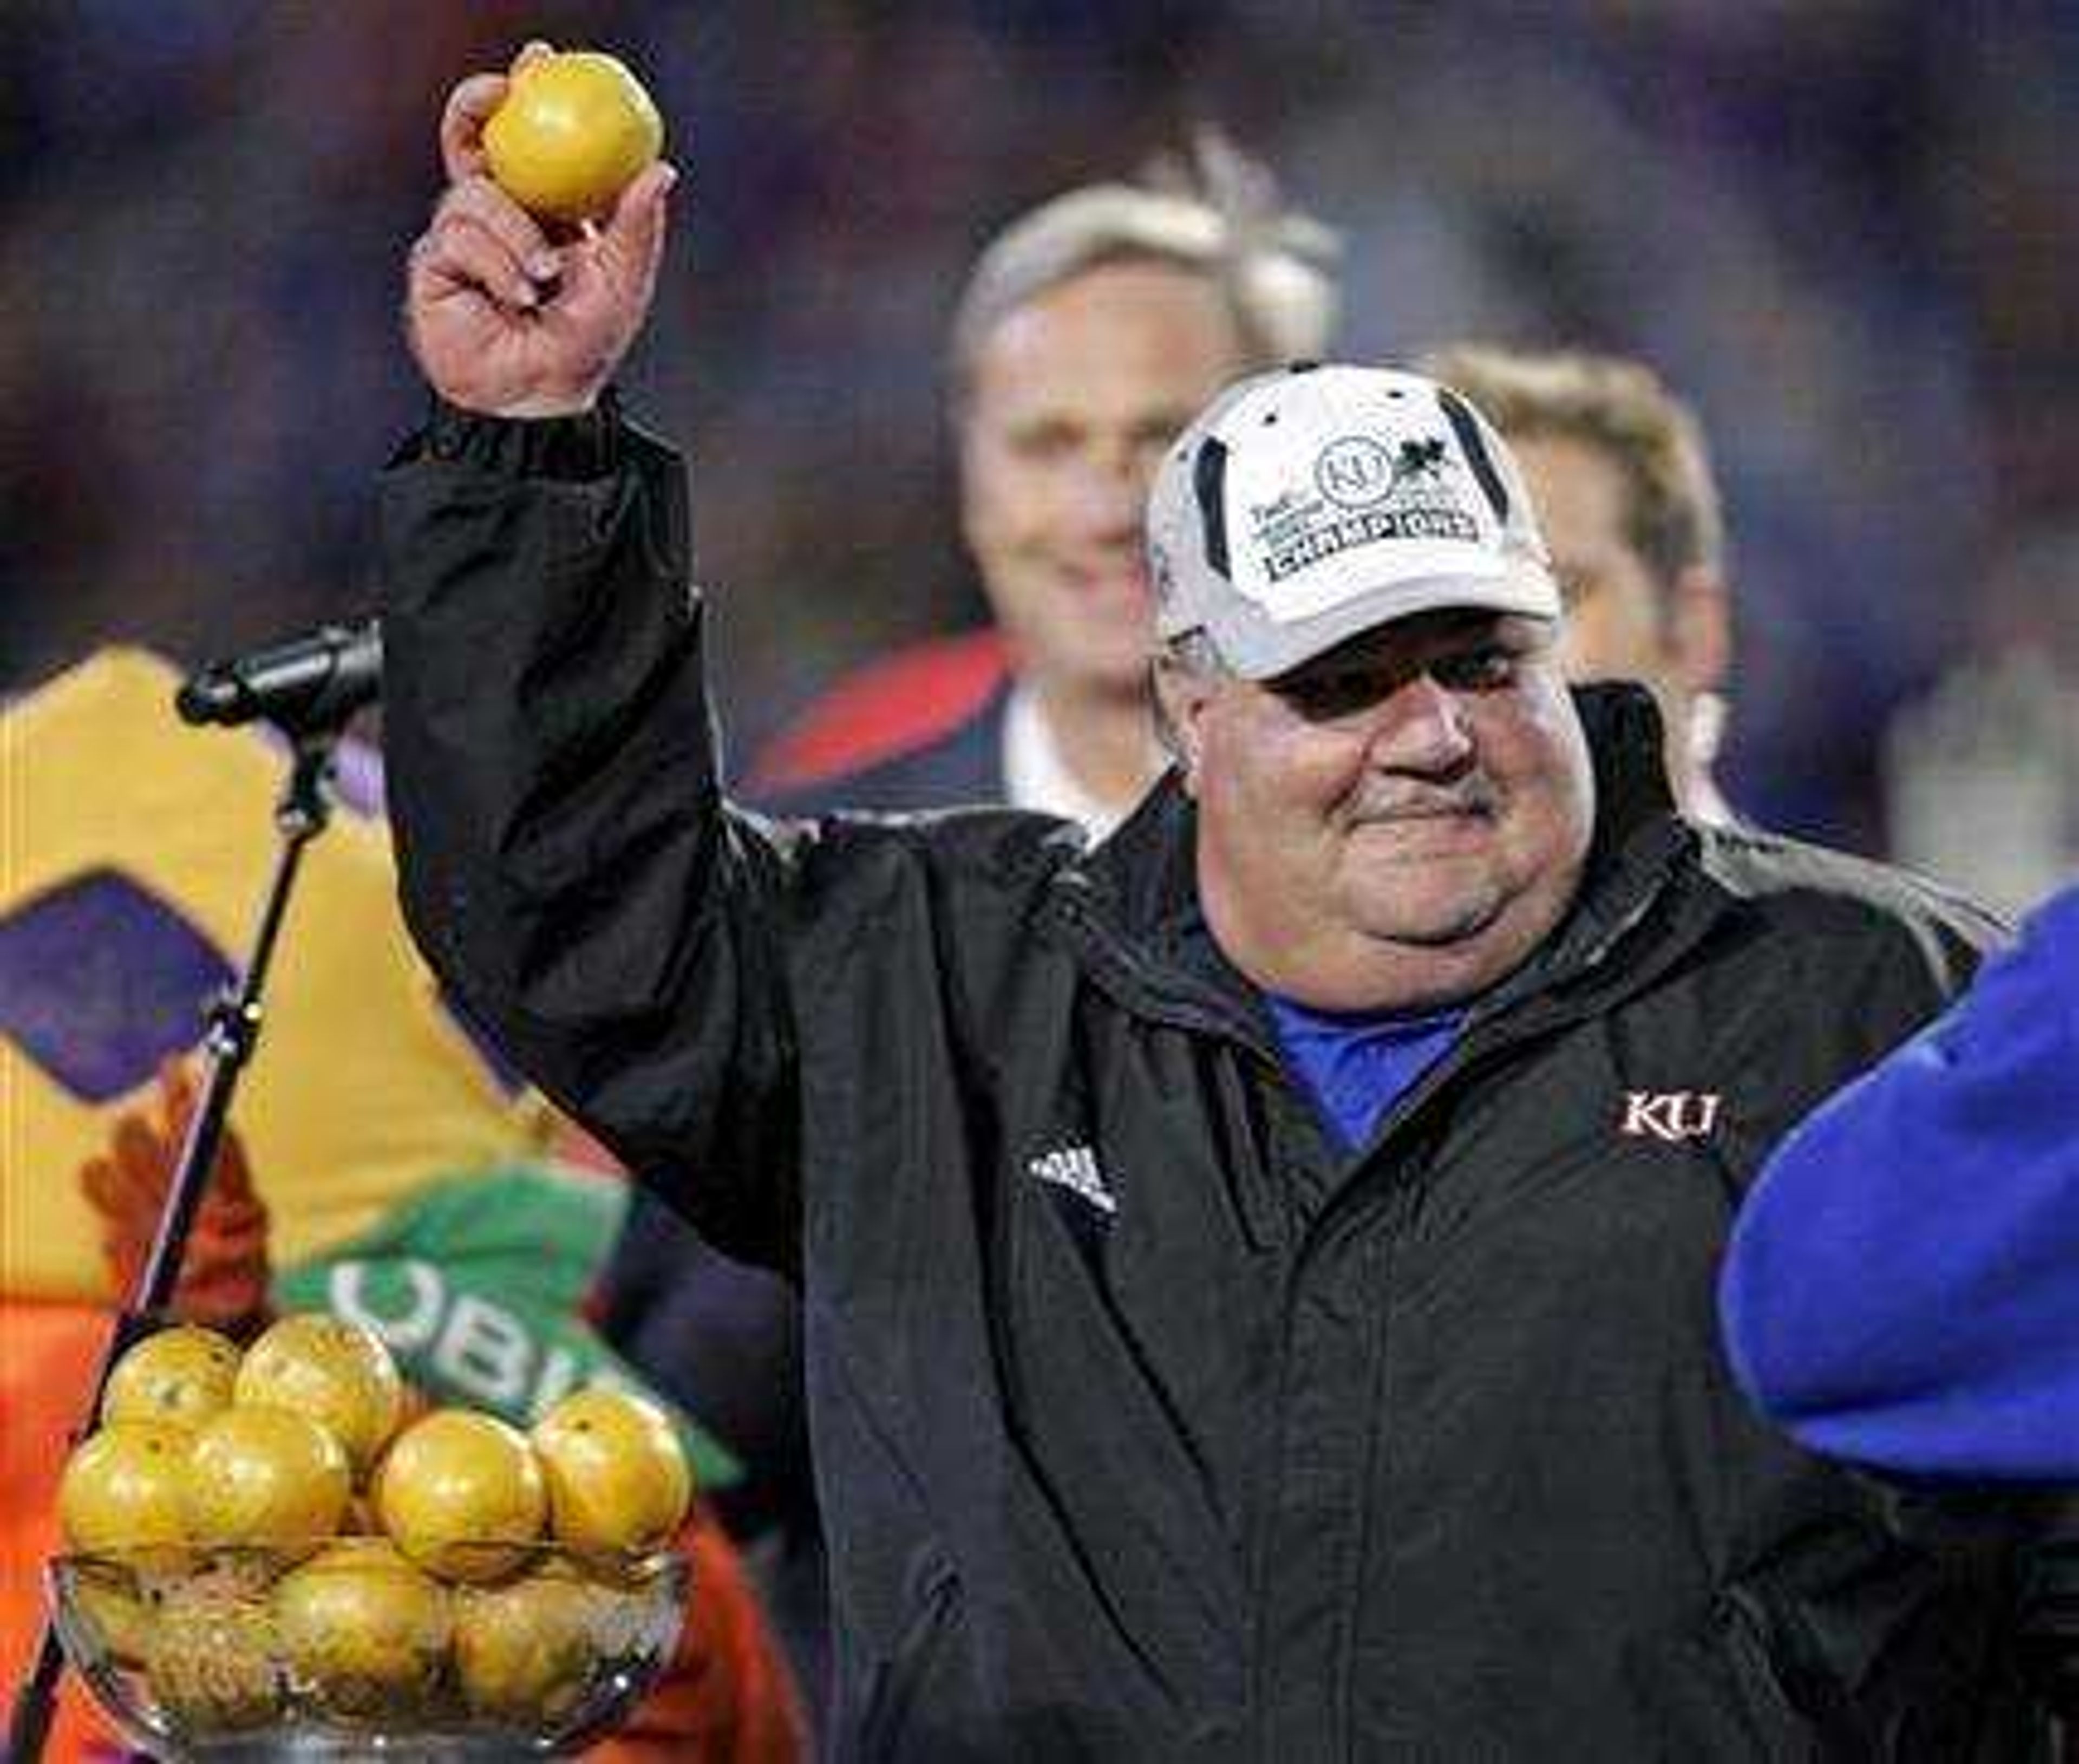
[1720,881,2079,1480]
[1265,995,1463,1155]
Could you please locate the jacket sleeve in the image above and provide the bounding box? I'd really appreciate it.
[1720,881,2079,1480]
[379,401,802,1272]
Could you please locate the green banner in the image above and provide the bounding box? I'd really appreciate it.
[273,1163,741,1487]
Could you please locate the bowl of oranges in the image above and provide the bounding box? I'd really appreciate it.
[49,1314,695,1758]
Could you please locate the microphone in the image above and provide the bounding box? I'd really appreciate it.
[176,619,383,731]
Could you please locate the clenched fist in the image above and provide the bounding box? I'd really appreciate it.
[406,41,678,419]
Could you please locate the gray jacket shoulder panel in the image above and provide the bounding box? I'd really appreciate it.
[1695,821,2006,982]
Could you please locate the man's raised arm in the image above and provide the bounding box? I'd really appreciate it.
[379,50,800,1270]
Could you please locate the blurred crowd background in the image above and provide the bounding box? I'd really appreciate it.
[3,1,2074,909]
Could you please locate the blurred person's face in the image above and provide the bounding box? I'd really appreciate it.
[1157,611,1596,1012]
[1511,434,1728,791]
[959,260,1245,702]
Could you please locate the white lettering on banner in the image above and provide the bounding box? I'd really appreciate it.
[329,1258,443,1350]
[531,1344,586,1417]
[437,1293,534,1407]
[314,1259,637,1420]
[1620,1092,1722,1143]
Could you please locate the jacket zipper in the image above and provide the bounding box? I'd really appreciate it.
[1043,866,1722,1750]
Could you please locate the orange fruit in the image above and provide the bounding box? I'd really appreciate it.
[485,50,664,223]
[58,1422,191,1552]
[531,1386,691,1553]
[273,1538,451,1717]
[101,1325,240,1433]
[375,1409,546,1582]
[233,1312,403,1480]
[453,1566,601,1722]
[71,1567,158,1668]
[146,1591,282,1732]
[180,1406,350,1550]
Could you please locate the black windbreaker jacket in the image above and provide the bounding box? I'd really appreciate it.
[381,408,2044,1760]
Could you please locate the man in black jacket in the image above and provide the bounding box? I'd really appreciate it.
[382,77,2045,1761]
[598,124,1343,1713]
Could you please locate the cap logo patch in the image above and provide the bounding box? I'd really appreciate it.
[1250,430,1480,587]
[1315,435,1396,507]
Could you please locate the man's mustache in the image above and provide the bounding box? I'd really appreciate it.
[1347,779,1499,825]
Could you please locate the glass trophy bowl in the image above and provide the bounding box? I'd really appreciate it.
[48,1538,689,1760]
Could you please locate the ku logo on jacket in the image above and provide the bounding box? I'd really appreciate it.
[1620,1089,1723,1144]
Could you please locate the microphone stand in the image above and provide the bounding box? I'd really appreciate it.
[6,714,349,1763]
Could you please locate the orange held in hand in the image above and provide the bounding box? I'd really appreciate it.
[485,49,663,224]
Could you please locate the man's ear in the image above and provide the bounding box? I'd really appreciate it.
[1668,565,1731,695]
[1150,655,1214,798]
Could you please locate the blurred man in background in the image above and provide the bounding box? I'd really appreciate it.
[1419,345,1736,822]
[601,136,1342,1715]
[750,135,1341,825]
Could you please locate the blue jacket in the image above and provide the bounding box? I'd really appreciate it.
[1722,882,2079,1479]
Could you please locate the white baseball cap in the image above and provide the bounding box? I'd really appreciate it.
[1146,363,1561,680]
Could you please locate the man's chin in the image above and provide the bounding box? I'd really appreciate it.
[1351,888,1509,952]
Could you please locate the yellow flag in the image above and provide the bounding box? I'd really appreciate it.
[0,649,552,1299]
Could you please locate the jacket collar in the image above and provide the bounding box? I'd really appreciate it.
[1047,682,1707,1039]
